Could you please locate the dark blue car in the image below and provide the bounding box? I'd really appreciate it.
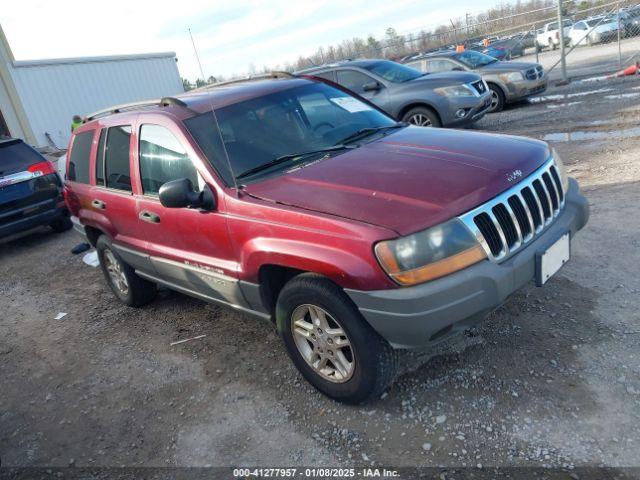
[0,138,71,239]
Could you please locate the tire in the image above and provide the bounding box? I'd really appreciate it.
[401,106,441,128]
[50,214,72,233]
[488,84,506,113]
[276,274,398,404]
[96,235,156,307]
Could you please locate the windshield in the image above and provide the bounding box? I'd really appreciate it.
[454,51,498,68]
[184,82,398,184]
[362,61,424,83]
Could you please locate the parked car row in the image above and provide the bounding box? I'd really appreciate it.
[63,74,588,403]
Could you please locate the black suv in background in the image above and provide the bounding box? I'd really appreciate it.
[0,138,71,239]
[296,59,492,128]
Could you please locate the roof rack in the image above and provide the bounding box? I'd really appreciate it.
[193,71,296,92]
[83,97,189,122]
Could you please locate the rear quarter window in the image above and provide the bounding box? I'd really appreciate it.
[68,131,94,183]
[0,140,45,176]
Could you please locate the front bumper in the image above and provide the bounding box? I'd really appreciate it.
[506,77,548,101]
[345,178,588,349]
[442,93,492,127]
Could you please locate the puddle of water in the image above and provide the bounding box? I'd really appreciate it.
[542,126,640,142]
[604,93,640,99]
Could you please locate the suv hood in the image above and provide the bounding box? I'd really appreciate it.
[478,61,541,73]
[243,127,551,236]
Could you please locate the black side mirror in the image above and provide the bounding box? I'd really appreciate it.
[362,81,382,92]
[159,178,216,211]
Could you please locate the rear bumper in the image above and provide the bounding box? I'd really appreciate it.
[0,202,66,238]
[345,179,589,348]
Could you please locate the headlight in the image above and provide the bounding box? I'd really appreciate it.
[552,148,569,192]
[434,84,476,97]
[374,219,486,286]
[499,71,524,82]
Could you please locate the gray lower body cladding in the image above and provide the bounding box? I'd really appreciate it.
[345,179,589,349]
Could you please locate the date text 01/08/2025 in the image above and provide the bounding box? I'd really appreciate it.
[232,467,400,477]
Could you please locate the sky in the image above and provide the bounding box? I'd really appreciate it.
[1,0,480,81]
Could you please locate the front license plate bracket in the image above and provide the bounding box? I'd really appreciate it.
[535,233,570,286]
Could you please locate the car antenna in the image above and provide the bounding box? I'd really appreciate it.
[188,28,239,195]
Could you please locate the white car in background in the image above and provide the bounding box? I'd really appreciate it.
[569,16,621,46]
[536,19,573,50]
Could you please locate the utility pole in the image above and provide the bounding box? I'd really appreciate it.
[557,0,568,83]
[617,2,622,69]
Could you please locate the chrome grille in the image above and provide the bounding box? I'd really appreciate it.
[471,80,486,95]
[526,66,545,80]
[459,158,565,262]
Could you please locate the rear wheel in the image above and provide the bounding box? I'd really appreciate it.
[96,236,156,307]
[276,274,397,403]
[488,84,506,113]
[401,106,441,128]
[50,214,72,233]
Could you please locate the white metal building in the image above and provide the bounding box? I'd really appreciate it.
[0,24,183,149]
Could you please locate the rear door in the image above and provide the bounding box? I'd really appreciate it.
[133,118,240,305]
[91,123,152,273]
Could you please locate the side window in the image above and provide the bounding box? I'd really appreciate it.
[405,61,424,72]
[67,131,93,183]
[312,71,335,82]
[335,70,375,94]
[139,124,200,195]
[104,125,132,192]
[95,129,106,186]
[426,60,455,73]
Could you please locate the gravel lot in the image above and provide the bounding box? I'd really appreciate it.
[1,75,640,473]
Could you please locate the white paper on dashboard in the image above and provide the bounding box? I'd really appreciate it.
[329,97,373,113]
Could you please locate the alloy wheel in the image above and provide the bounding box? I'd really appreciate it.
[407,113,433,127]
[291,304,355,383]
[489,90,500,112]
[103,249,129,296]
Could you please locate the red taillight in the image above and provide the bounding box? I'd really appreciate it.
[28,161,56,176]
[555,31,560,39]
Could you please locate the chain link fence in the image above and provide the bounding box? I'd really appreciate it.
[294,0,640,83]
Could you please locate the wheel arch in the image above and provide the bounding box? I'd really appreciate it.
[397,102,442,125]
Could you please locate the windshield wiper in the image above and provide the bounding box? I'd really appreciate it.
[236,144,353,180]
[337,123,406,145]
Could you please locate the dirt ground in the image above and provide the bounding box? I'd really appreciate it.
[1,75,640,473]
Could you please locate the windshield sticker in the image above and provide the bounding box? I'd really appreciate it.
[329,97,373,113]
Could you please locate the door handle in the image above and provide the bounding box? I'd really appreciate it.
[139,210,161,224]
[92,199,106,210]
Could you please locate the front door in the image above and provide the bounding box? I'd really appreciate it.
[335,69,390,112]
[133,120,242,306]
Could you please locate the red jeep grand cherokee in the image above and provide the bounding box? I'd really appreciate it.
[65,75,588,403]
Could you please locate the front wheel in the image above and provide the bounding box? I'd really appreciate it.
[488,84,506,113]
[401,106,441,128]
[276,274,397,403]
